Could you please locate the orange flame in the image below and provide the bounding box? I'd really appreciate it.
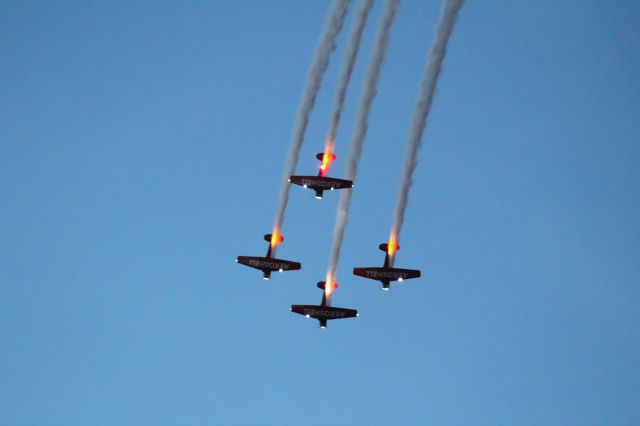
[387,233,399,257]
[319,140,335,177]
[324,273,337,298]
[270,228,283,248]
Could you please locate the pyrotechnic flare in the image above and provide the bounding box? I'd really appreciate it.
[273,0,349,231]
[326,0,400,283]
[318,142,335,177]
[390,0,465,242]
[386,233,399,265]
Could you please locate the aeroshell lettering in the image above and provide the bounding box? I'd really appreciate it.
[300,178,343,189]
[247,259,291,270]
[364,270,409,280]
[303,308,346,319]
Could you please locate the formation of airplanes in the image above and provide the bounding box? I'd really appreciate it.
[236,148,422,328]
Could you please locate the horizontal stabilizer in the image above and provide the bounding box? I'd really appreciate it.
[316,281,339,290]
[316,152,336,161]
[264,233,284,244]
[379,243,400,252]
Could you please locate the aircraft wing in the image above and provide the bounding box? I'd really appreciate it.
[290,305,358,320]
[319,176,353,189]
[353,267,421,282]
[237,256,301,272]
[289,176,353,190]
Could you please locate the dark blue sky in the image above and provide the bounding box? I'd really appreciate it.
[2,1,639,424]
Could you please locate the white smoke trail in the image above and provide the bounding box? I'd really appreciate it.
[326,0,400,285]
[390,0,464,242]
[272,0,350,238]
[326,0,373,146]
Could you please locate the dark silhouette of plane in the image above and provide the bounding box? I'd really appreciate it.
[236,233,301,280]
[291,281,358,328]
[353,243,421,290]
[289,152,353,199]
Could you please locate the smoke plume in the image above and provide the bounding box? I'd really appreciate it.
[326,0,400,285]
[390,0,464,242]
[326,0,373,147]
[272,0,349,238]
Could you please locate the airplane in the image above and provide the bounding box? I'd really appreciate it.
[236,233,301,280]
[289,152,353,199]
[353,242,421,290]
[291,281,358,328]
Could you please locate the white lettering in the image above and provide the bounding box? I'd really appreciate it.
[247,259,291,270]
[364,270,409,279]
[303,308,346,318]
[300,178,339,189]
